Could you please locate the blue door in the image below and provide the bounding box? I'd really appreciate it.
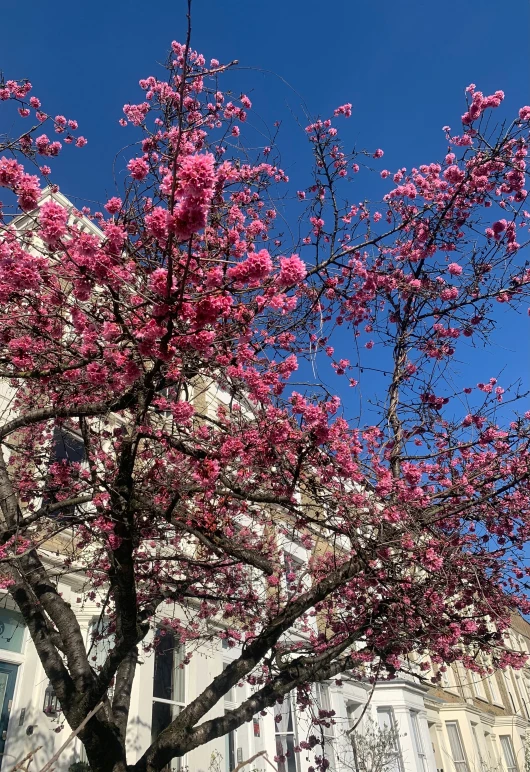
[0,662,18,768]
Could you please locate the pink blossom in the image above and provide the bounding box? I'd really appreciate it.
[39,199,68,246]
[276,254,307,286]
[17,173,41,212]
[334,103,352,118]
[145,207,169,240]
[0,157,24,188]
[172,401,195,424]
[444,165,465,184]
[128,157,149,181]
[178,153,216,200]
[104,197,122,215]
[447,263,463,276]
[227,249,273,284]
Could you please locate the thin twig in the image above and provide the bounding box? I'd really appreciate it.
[9,746,43,772]
[37,702,105,772]
[230,750,268,772]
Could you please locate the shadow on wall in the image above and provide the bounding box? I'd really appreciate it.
[2,719,57,772]
[126,713,154,762]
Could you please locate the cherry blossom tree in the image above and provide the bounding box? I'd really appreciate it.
[1,6,530,772]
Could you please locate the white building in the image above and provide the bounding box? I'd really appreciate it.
[2,567,528,772]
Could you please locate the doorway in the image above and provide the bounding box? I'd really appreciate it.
[0,662,19,769]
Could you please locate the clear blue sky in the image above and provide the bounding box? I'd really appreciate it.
[1,0,529,418]
[2,0,528,206]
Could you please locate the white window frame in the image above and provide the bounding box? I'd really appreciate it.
[223,661,239,772]
[410,711,428,772]
[87,616,115,675]
[499,735,518,772]
[314,683,335,772]
[376,706,403,772]
[151,628,186,772]
[470,669,487,701]
[485,659,503,705]
[503,670,519,714]
[514,673,529,717]
[440,665,460,695]
[470,723,484,770]
[445,721,469,772]
[274,693,300,772]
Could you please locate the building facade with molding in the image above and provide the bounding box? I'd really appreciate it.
[0,583,529,772]
[0,190,529,772]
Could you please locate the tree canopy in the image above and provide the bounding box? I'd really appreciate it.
[0,8,530,772]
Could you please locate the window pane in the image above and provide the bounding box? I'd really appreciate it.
[0,608,25,653]
[276,734,297,772]
[377,708,393,731]
[411,713,423,751]
[51,427,85,463]
[489,673,501,702]
[223,662,235,704]
[446,723,468,772]
[500,736,517,772]
[317,684,332,715]
[226,728,236,772]
[154,630,176,701]
[151,701,182,772]
[44,427,85,519]
[411,713,428,772]
[275,696,298,772]
[377,708,402,772]
[284,553,304,597]
[153,629,185,705]
[173,645,185,704]
[88,617,115,672]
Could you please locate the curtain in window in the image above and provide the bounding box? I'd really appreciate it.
[446,723,468,772]
[500,736,518,772]
[275,697,297,772]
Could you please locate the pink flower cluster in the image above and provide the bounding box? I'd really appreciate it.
[276,254,307,287]
[145,207,169,240]
[462,87,504,125]
[105,197,122,215]
[128,157,149,181]
[35,134,62,157]
[333,103,352,118]
[227,249,273,285]
[169,153,217,241]
[39,199,68,247]
[0,79,32,101]
[123,101,150,126]
[0,157,41,211]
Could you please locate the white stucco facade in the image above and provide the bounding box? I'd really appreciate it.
[2,568,527,772]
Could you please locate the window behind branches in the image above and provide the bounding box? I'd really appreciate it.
[43,426,85,520]
[314,683,335,772]
[376,708,403,772]
[275,695,299,772]
[151,629,186,772]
